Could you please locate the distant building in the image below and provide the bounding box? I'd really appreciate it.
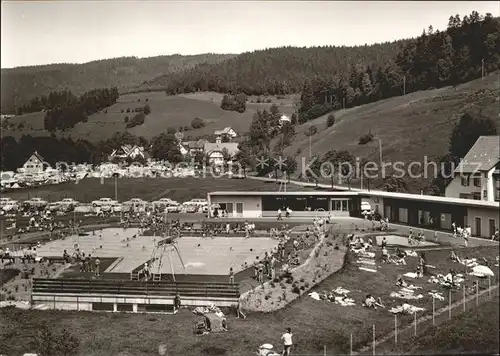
[182,140,207,156]
[109,145,147,161]
[214,127,237,140]
[204,142,240,166]
[446,136,500,202]
[22,151,50,174]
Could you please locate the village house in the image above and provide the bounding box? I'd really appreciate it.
[204,142,240,166]
[446,136,500,202]
[22,151,50,174]
[181,139,207,157]
[214,127,237,141]
[109,145,148,161]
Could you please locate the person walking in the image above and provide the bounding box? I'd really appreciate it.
[229,267,235,284]
[277,208,283,220]
[281,327,293,356]
[236,300,246,319]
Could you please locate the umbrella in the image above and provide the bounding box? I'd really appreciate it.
[260,344,274,350]
[471,265,494,277]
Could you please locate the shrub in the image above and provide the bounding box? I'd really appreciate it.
[358,132,374,145]
[221,94,247,113]
[124,116,129,123]
[300,285,305,291]
[120,109,124,113]
[191,117,205,129]
[327,114,335,127]
[305,125,318,136]
[273,278,279,283]
[286,278,293,284]
[292,286,300,294]
[125,113,145,128]
[143,104,151,115]
[126,108,130,113]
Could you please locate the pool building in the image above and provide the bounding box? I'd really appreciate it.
[207,190,499,238]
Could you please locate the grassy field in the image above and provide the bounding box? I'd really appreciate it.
[282,72,500,192]
[3,91,296,143]
[1,176,311,203]
[0,243,497,356]
[383,295,500,355]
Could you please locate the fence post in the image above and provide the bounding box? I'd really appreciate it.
[414,311,417,336]
[372,324,375,356]
[463,284,466,312]
[432,297,435,326]
[394,314,397,345]
[488,275,491,299]
[324,345,326,356]
[350,333,353,355]
[448,289,452,319]
[476,282,479,306]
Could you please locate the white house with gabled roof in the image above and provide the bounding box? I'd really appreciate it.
[445,136,500,202]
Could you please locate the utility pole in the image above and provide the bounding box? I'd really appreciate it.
[114,175,118,201]
[343,97,345,110]
[309,134,312,159]
[403,76,406,95]
[482,58,484,80]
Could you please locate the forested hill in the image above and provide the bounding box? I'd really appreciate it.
[0,54,235,113]
[158,11,499,100]
[146,41,410,95]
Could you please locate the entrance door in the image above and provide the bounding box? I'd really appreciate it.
[236,202,243,217]
[475,217,481,237]
[489,219,496,238]
[226,203,234,217]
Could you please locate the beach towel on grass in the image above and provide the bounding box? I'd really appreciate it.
[333,287,350,295]
[359,266,377,273]
[334,296,355,306]
[404,250,418,257]
[309,292,321,301]
[389,303,425,314]
[428,292,445,300]
[390,291,424,300]
[403,272,419,279]
[357,259,376,266]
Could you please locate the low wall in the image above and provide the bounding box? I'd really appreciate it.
[31,293,238,311]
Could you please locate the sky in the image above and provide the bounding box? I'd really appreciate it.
[1,1,499,68]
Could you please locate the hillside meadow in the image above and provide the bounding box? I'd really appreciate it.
[2,91,296,142]
[282,72,500,191]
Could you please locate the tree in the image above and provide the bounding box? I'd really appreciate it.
[282,156,297,179]
[191,117,205,129]
[383,176,408,192]
[166,127,177,134]
[124,116,129,123]
[151,133,182,163]
[327,114,335,128]
[449,113,497,158]
[235,140,255,177]
[143,104,151,115]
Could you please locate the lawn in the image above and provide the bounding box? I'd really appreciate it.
[1,176,311,204]
[383,295,500,355]
[0,242,497,356]
[2,91,296,143]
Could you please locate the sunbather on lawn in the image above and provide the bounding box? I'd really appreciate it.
[363,294,385,309]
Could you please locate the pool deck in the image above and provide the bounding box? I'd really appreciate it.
[34,228,279,276]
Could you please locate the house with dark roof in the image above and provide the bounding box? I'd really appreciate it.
[446,136,500,202]
[204,142,240,166]
[214,127,237,140]
[22,151,50,174]
[109,145,148,161]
